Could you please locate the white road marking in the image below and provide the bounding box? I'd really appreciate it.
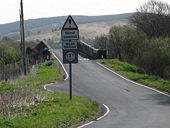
[43,49,68,91]
[97,62,170,98]
[77,104,110,128]
[44,83,53,91]
[77,121,95,128]
[96,104,110,121]
[51,50,68,81]
[43,51,110,128]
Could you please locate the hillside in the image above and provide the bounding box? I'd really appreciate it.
[0,13,134,40]
[24,20,129,42]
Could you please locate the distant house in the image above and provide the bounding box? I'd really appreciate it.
[26,41,51,65]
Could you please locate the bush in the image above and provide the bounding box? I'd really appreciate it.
[107,26,147,63]
[138,38,170,77]
[95,26,170,80]
[163,66,170,80]
[44,61,53,67]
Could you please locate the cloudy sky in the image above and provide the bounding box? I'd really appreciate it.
[0,0,170,24]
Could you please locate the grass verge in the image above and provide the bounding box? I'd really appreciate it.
[0,61,99,128]
[98,59,170,93]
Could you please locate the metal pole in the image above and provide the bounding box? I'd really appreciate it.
[69,63,72,100]
[20,0,27,75]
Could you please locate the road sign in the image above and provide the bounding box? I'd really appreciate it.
[63,50,78,64]
[62,40,77,50]
[61,30,79,41]
[61,15,79,41]
[62,15,78,30]
[61,15,79,100]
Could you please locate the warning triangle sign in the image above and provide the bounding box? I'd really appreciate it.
[62,15,78,30]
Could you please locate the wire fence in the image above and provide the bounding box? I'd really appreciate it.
[0,59,33,81]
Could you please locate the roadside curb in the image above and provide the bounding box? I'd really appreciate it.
[97,62,170,98]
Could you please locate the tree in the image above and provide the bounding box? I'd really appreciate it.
[107,26,147,62]
[94,34,108,49]
[138,38,170,77]
[130,0,170,37]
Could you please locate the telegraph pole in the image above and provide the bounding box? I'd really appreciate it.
[20,0,27,75]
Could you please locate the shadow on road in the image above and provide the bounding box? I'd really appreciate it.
[148,93,170,106]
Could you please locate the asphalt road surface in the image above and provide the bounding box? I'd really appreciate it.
[46,49,170,128]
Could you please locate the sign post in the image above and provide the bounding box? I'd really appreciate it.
[69,63,72,100]
[61,15,79,100]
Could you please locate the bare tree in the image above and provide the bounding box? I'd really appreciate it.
[130,0,170,37]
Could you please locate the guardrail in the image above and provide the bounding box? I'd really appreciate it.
[78,40,106,59]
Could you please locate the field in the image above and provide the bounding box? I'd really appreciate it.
[0,61,99,128]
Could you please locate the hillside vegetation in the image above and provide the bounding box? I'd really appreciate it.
[0,61,99,128]
[99,59,170,93]
[94,0,170,81]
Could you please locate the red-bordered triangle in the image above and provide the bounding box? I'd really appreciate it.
[62,15,78,30]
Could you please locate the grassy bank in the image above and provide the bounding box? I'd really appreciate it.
[0,61,99,128]
[98,59,170,93]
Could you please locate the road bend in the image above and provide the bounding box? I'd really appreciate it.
[46,48,170,128]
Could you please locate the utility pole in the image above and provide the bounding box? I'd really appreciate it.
[20,0,27,75]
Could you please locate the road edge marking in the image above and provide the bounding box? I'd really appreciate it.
[44,84,110,128]
[77,104,110,128]
[43,52,110,128]
[43,50,69,91]
[77,121,95,128]
[44,83,54,91]
[97,62,170,98]
[96,104,110,121]
[51,50,68,81]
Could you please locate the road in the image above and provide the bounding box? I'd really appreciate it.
[46,49,170,128]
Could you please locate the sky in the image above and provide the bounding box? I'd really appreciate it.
[0,0,170,24]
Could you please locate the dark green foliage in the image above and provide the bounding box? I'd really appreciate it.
[44,61,53,67]
[107,26,147,62]
[0,39,21,80]
[94,34,108,49]
[99,59,170,93]
[94,26,170,80]
[0,39,20,65]
[138,38,170,78]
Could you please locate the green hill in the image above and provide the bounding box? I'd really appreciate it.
[0,13,134,40]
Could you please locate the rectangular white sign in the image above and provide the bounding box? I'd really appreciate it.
[62,41,77,50]
[61,30,79,41]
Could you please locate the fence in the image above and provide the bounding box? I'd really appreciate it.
[0,59,33,81]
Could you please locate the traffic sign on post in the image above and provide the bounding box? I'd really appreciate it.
[61,30,79,41]
[62,15,78,30]
[61,15,79,64]
[63,50,78,64]
[62,40,77,50]
[61,15,79,41]
[61,15,79,100]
